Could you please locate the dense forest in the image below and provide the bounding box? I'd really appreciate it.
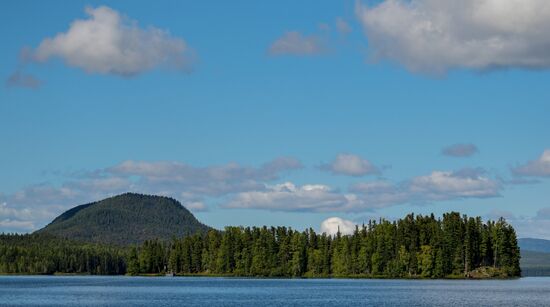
[0,234,126,275]
[0,212,521,278]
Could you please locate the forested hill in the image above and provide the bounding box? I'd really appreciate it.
[36,193,211,246]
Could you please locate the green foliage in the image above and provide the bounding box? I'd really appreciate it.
[0,234,126,275]
[127,212,521,278]
[37,193,210,246]
[418,245,433,277]
[0,211,521,278]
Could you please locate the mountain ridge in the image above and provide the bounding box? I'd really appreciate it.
[519,238,550,253]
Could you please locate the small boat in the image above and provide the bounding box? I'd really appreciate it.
[165,272,175,277]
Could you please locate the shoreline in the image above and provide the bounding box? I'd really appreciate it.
[0,273,522,280]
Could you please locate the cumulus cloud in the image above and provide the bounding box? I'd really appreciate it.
[224,182,355,212]
[515,219,550,240]
[11,184,80,207]
[0,177,135,233]
[320,153,379,176]
[0,195,73,234]
[407,168,500,200]
[108,157,302,196]
[350,168,501,208]
[269,31,325,56]
[0,219,36,233]
[442,143,479,157]
[320,217,356,236]
[30,6,193,76]
[512,149,550,177]
[183,201,208,212]
[225,168,500,212]
[356,0,550,74]
[5,71,42,89]
[0,202,39,221]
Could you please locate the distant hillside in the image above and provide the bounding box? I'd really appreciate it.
[519,238,550,253]
[36,193,211,246]
[518,238,550,276]
[521,250,550,276]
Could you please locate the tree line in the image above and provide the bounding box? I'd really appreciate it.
[0,234,126,275]
[0,212,520,278]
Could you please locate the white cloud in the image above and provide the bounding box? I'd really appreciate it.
[515,219,550,240]
[320,217,356,236]
[31,6,192,76]
[224,182,355,212]
[12,184,79,206]
[0,202,36,221]
[356,0,550,73]
[351,168,500,208]
[269,31,325,56]
[486,207,550,240]
[0,199,63,233]
[183,201,208,212]
[0,219,35,233]
[512,149,550,177]
[108,157,302,196]
[321,153,379,177]
[224,168,500,212]
[442,143,479,157]
[407,169,500,200]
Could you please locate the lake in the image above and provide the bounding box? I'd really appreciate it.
[1,276,549,306]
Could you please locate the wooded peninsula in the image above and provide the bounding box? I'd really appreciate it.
[0,212,520,278]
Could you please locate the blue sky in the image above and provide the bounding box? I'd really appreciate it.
[1,1,549,238]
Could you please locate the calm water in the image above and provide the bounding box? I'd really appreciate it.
[0,276,549,306]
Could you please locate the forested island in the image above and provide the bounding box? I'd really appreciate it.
[0,194,521,278]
